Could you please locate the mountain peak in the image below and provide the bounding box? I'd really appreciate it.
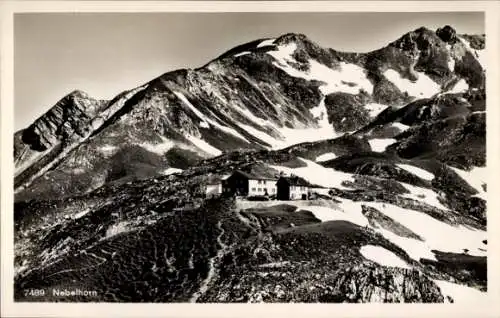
[66,89,93,100]
[275,32,310,45]
[436,25,458,43]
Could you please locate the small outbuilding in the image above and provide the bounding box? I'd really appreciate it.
[204,174,230,198]
[276,175,310,200]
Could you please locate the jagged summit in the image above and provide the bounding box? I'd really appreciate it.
[274,32,310,44]
[66,89,93,100]
[436,25,458,43]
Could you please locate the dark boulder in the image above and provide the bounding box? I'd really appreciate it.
[436,25,457,43]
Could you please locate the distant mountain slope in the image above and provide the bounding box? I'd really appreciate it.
[352,89,485,166]
[14,25,486,201]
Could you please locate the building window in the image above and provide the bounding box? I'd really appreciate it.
[263,180,266,185]
[251,188,256,191]
[258,188,262,192]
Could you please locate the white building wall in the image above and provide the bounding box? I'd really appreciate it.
[206,183,222,196]
[289,186,309,200]
[248,179,277,196]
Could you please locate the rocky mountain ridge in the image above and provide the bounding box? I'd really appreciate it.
[14,25,485,201]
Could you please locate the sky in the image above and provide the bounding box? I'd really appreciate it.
[14,12,484,130]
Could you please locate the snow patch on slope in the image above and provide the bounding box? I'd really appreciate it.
[364,201,486,260]
[369,138,396,152]
[365,103,388,118]
[238,99,339,149]
[383,69,440,98]
[162,168,183,175]
[391,122,411,132]
[302,204,368,226]
[257,39,276,48]
[360,245,411,269]
[278,126,338,149]
[105,221,131,239]
[234,104,269,127]
[449,79,469,94]
[74,209,91,219]
[99,145,118,156]
[15,148,51,177]
[186,135,222,156]
[309,96,328,122]
[234,51,251,57]
[433,280,488,303]
[400,183,448,211]
[283,199,368,227]
[267,43,373,95]
[270,158,355,190]
[446,46,455,71]
[450,166,487,200]
[397,164,434,181]
[238,124,280,148]
[316,153,337,162]
[289,195,485,261]
[458,36,486,69]
[174,91,249,142]
[138,137,174,155]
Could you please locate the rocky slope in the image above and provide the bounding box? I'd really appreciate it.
[14,152,486,302]
[14,25,485,201]
[13,25,487,303]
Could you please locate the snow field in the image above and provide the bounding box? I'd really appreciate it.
[270,158,356,190]
[433,279,488,303]
[383,69,440,98]
[267,43,373,96]
[266,159,486,262]
[359,245,411,269]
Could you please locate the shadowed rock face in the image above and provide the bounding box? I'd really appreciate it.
[436,25,458,43]
[18,91,107,152]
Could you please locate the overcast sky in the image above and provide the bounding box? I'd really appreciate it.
[14,12,484,130]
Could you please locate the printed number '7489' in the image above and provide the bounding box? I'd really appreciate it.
[24,289,45,297]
